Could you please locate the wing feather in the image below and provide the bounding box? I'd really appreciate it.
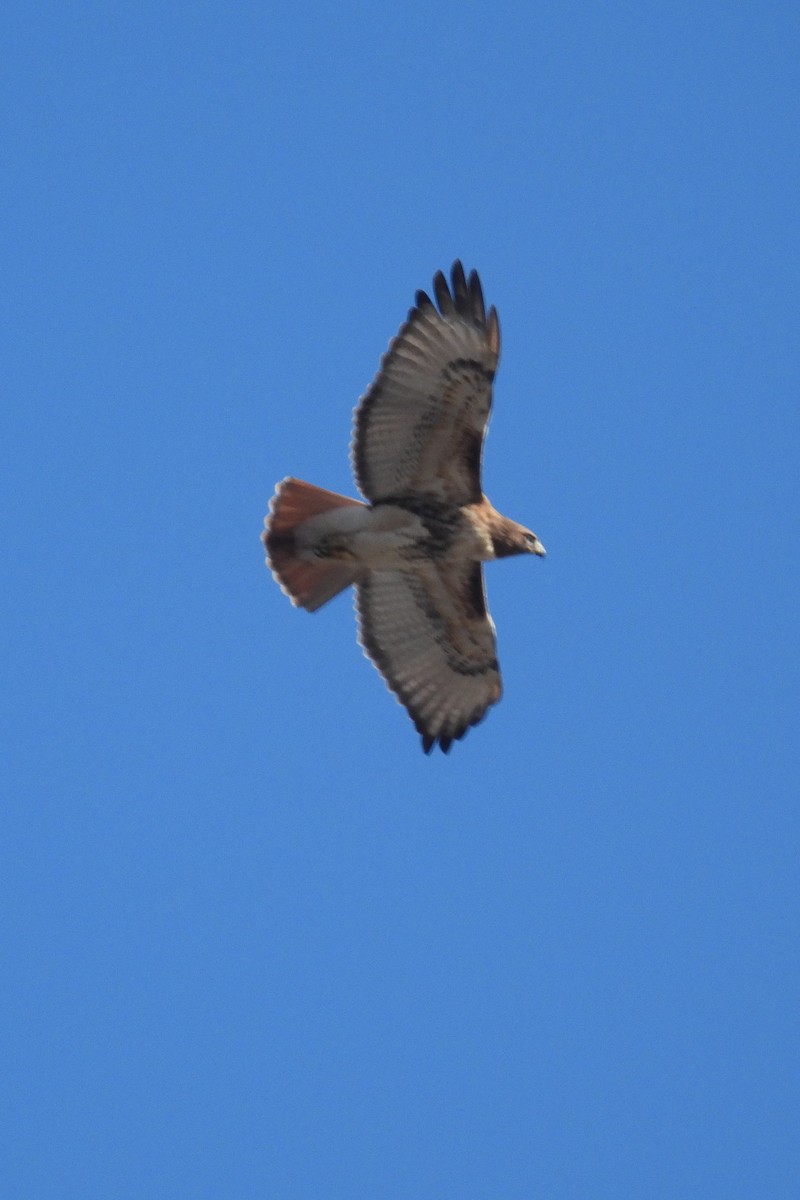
[352,262,500,506]
[355,562,502,753]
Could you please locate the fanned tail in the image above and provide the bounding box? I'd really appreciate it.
[262,477,364,612]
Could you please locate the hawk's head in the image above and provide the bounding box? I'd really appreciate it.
[490,517,546,560]
[522,529,547,557]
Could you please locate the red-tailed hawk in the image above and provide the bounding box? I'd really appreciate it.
[263,262,546,753]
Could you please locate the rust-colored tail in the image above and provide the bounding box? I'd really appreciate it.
[263,477,365,612]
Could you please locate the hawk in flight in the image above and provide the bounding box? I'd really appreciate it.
[263,262,546,753]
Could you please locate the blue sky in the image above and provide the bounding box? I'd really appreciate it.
[3,3,799,1196]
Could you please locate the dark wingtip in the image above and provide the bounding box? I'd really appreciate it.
[487,305,500,357]
[419,732,460,754]
[467,268,486,322]
[433,269,454,314]
[450,260,467,300]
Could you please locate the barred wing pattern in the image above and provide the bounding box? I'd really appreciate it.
[352,262,500,507]
[356,562,502,754]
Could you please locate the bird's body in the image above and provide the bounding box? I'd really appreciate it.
[263,262,545,753]
[286,495,534,571]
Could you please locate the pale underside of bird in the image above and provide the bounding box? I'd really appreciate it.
[263,261,545,753]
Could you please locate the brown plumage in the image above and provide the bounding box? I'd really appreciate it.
[263,262,546,753]
[267,479,365,612]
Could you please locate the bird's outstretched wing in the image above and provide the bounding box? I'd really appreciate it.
[352,261,500,507]
[355,560,502,753]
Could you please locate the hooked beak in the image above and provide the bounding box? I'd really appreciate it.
[530,536,546,558]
